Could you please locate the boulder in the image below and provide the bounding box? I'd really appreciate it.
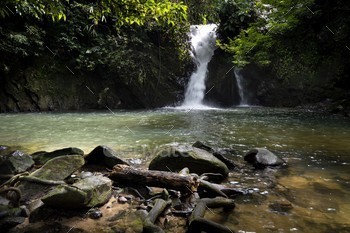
[41,185,88,209]
[149,145,229,177]
[41,175,112,209]
[85,145,129,168]
[29,155,84,181]
[192,141,237,170]
[31,147,84,165]
[72,175,112,207]
[0,150,34,175]
[18,155,84,202]
[244,148,285,168]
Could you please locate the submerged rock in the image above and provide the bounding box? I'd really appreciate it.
[149,145,229,176]
[269,200,293,213]
[0,150,34,175]
[85,145,129,168]
[244,148,285,168]
[31,147,84,165]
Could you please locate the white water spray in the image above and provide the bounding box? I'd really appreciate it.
[182,24,217,109]
[234,68,249,106]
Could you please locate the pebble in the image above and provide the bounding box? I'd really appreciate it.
[118,196,128,204]
[88,210,103,219]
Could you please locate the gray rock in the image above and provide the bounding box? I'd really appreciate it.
[85,145,129,168]
[72,175,112,208]
[149,145,229,177]
[18,155,84,202]
[31,147,84,165]
[41,185,88,209]
[192,141,237,170]
[0,150,34,175]
[42,175,112,209]
[30,155,84,181]
[88,209,103,219]
[244,148,285,168]
[192,141,215,153]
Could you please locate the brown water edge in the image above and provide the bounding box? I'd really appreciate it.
[219,158,350,233]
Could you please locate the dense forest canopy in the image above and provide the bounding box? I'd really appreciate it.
[0,0,349,111]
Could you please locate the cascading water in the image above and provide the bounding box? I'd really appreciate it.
[182,24,217,108]
[234,68,249,106]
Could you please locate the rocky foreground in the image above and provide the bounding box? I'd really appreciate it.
[0,142,288,233]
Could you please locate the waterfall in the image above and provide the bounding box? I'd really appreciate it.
[234,68,249,106]
[182,24,217,108]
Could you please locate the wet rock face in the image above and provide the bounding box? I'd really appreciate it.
[148,145,229,177]
[85,145,129,169]
[244,148,285,168]
[0,150,34,175]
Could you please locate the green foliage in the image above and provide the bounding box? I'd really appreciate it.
[186,0,221,24]
[0,0,188,28]
[217,0,256,41]
[219,0,350,88]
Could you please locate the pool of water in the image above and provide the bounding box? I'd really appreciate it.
[1,107,350,232]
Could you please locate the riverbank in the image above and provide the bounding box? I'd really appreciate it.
[1,141,349,233]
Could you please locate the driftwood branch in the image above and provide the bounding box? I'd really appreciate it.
[143,198,172,233]
[188,197,235,233]
[109,165,198,193]
[198,180,228,198]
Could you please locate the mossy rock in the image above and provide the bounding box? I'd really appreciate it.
[149,145,229,177]
[29,155,84,181]
[73,175,112,208]
[41,185,87,209]
[31,147,84,165]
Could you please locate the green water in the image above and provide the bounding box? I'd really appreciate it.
[1,107,350,232]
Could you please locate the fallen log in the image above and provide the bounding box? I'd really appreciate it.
[109,165,198,193]
[188,197,235,233]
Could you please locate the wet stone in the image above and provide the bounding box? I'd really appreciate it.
[269,201,293,213]
[88,209,103,219]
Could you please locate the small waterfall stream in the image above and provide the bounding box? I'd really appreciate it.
[234,68,249,106]
[182,24,217,108]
